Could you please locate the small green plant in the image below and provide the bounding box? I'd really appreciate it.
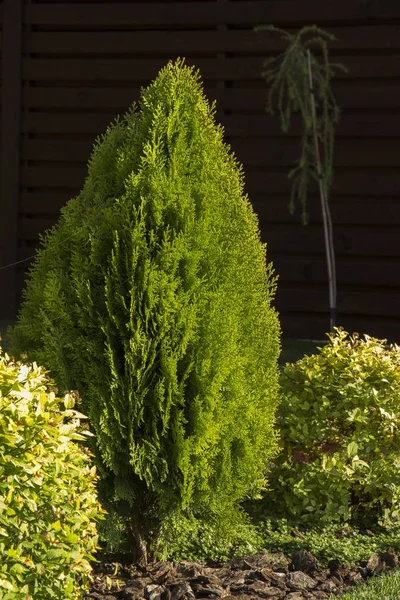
[10,59,281,565]
[253,519,400,568]
[257,25,345,221]
[256,25,347,330]
[157,511,264,562]
[0,347,104,599]
[264,328,400,528]
[96,510,134,558]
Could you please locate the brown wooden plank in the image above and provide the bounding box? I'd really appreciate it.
[23,1,400,27]
[18,215,400,259]
[22,139,95,162]
[19,191,400,228]
[20,192,73,214]
[264,225,400,258]
[21,136,400,168]
[22,87,141,109]
[253,196,400,226]
[276,286,400,318]
[17,246,46,264]
[21,111,117,134]
[265,54,400,81]
[22,86,400,111]
[0,0,22,319]
[20,165,400,198]
[13,241,400,342]
[246,168,400,197]
[21,55,400,83]
[233,138,400,168]
[24,27,400,55]
[221,86,400,111]
[13,239,398,293]
[279,313,400,342]
[22,58,171,83]
[273,256,400,287]
[22,165,87,188]
[223,113,400,138]
[21,111,400,139]
[30,0,219,3]
[19,217,56,241]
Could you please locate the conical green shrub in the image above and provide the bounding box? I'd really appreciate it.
[10,60,281,562]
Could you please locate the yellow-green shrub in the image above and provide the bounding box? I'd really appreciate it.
[266,329,400,528]
[0,348,104,599]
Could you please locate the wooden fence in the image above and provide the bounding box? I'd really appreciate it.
[1,0,400,341]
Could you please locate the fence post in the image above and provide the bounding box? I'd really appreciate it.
[216,0,228,123]
[0,0,23,321]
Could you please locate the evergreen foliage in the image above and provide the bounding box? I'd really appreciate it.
[10,60,281,562]
[257,25,346,224]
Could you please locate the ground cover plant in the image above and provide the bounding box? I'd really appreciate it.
[0,347,103,599]
[9,59,281,566]
[137,514,400,568]
[253,519,400,568]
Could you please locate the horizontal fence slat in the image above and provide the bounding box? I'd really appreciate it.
[223,113,400,138]
[22,86,400,110]
[20,165,400,198]
[17,215,400,259]
[14,230,399,292]
[22,165,87,188]
[247,169,400,197]
[24,27,400,54]
[21,111,400,139]
[19,190,400,228]
[19,217,57,239]
[20,192,73,214]
[253,197,400,226]
[22,112,118,134]
[24,1,400,27]
[276,287,400,318]
[274,257,400,288]
[264,226,400,258]
[234,138,400,168]
[21,137,400,168]
[22,55,400,82]
[16,226,399,291]
[22,138,94,162]
[279,314,400,342]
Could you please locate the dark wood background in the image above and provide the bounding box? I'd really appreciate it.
[1,0,400,341]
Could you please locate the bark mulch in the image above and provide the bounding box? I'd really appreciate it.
[83,549,399,600]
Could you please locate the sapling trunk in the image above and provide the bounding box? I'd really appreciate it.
[258,25,344,333]
[306,49,337,331]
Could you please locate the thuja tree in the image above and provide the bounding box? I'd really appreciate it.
[10,60,281,564]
